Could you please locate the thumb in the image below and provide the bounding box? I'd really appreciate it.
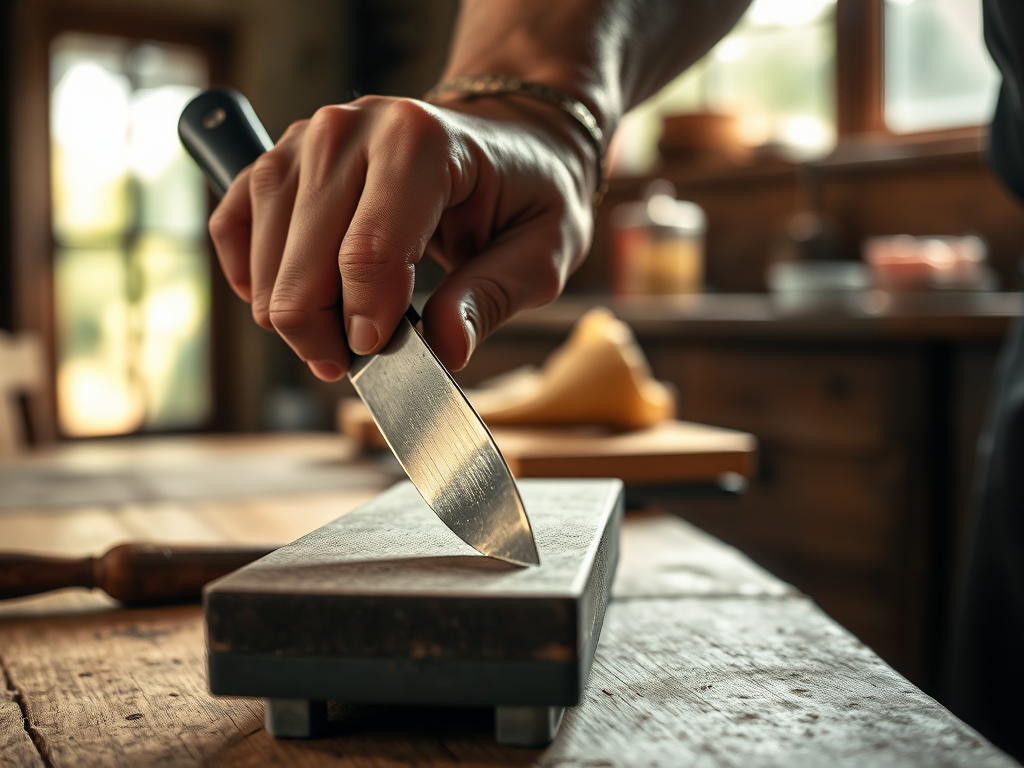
[422,219,569,370]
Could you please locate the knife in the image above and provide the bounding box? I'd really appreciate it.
[178,88,539,566]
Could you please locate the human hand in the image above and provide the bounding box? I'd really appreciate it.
[208,94,595,381]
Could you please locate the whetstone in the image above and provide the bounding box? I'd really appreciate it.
[204,478,623,744]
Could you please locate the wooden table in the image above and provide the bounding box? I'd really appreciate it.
[460,294,1022,686]
[0,434,1016,766]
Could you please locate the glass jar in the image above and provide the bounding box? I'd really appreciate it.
[610,181,706,296]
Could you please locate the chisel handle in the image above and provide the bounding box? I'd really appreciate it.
[0,544,276,605]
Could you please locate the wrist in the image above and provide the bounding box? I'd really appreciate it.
[425,75,608,206]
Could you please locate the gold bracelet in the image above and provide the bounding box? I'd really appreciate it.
[424,75,607,206]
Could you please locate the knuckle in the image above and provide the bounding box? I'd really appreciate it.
[278,118,308,143]
[249,150,292,196]
[251,302,274,331]
[340,230,418,283]
[467,277,515,341]
[381,98,451,154]
[307,105,347,139]
[267,299,315,337]
[304,105,358,187]
[207,209,231,244]
[532,260,565,306]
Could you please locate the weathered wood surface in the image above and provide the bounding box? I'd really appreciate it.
[1,566,1014,766]
[0,436,1017,767]
[0,666,43,768]
[0,491,383,621]
[613,512,794,599]
[562,597,1013,768]
[0,433,397,512]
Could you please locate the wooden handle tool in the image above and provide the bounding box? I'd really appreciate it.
[0,544,277,605]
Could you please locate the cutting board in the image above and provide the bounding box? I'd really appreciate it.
[339,399,756,484]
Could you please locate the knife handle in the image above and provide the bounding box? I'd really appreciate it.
[178,89,422,329]
[178,87,273,196]
[0,544,277,605]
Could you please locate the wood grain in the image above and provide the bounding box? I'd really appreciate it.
[0,434,395,513]
[1,593,1012,766]
[0,606,268,767]
[340,412,756,484]
[0,665,43,768]
[550,596,1015,768]
[495,421,755,481]
[613,512,794,599]
[0,437,1014,766]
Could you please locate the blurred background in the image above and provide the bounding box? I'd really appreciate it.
[2,0,1022,693]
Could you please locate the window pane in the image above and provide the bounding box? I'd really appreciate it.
[50,33,210,437]
[611,0,837,174]
[50,36,132,244]
[884,0,1000,133]
[55,247,143,436]
[136,236,211,430]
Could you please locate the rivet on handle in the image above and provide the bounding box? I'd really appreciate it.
[203,107,227,129]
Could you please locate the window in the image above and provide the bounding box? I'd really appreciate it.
[50,33,210,437]
[884,0,1000,133]
[611,0,838,174]
[609,0,1001,176]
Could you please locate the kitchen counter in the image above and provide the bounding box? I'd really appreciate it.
[498,291,1019,341]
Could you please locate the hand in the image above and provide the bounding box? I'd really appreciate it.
[208,94,594,381]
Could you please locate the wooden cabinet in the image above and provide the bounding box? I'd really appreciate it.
[458,294,1015,689]
[652,343,932,681]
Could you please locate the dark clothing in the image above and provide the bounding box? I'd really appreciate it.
[984,0,1024,199]
[942,2,1024,761]
[943,309,1024,761]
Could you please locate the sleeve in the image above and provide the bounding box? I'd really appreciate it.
[984,0,1024,202]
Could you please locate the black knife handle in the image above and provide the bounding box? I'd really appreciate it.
[178,88,273,197]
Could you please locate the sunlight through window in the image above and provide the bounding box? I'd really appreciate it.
[884,0,1000,133]
[611,0,837,174]
[50,33,210,436]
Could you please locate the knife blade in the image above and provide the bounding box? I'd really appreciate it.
[178,88,539,566]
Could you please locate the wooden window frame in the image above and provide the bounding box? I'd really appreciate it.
[8,0,237,439]
[836,0,989,149]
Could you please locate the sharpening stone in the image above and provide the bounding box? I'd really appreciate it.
[204,478,623,711]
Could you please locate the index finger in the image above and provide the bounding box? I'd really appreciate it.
[338,101,466,354]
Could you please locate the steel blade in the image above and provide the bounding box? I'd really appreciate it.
[349,315,540,566]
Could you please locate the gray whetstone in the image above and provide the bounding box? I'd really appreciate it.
[205,478,623,706]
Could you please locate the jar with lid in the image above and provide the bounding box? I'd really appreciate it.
[610,181,706,296]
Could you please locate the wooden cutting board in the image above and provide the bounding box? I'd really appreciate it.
[338,399,756,484]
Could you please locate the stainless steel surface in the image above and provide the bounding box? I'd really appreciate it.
[348,317,539,566]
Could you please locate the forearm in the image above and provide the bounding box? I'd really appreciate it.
[211,1,753,380]
[441,0,752,141]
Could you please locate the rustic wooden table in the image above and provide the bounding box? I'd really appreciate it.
[0,434,1016,767]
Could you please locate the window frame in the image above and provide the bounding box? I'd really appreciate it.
[9,0,237,439]
[836,0,992,143]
